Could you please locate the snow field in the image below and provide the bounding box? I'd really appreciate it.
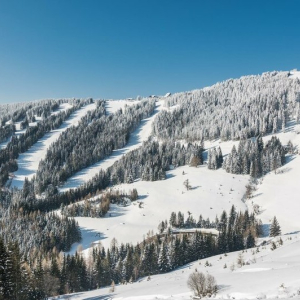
[69,165,249,254]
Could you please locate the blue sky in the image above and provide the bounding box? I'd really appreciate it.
[0,0,299,104]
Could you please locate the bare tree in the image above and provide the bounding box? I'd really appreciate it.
[187,272,206,297]
[187,272,217,297]
[206,273,218,295]
[109,280,115,293]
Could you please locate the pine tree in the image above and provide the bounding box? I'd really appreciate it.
[158,242,170,273]
[269,216,281,237]
[245,231,255,249]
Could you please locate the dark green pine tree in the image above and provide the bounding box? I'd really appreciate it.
[180,235,189,265]
[5,242,25,300]
[171,238,181,269]
[158,242,170,273]
[59,255,67,295]
[190,231,203,260]
[269,216,281,237]
[245,231,256,249]
[123,247,134,282]
[30,256,46,299]
[0,238,7,300]
[217,231,227,254]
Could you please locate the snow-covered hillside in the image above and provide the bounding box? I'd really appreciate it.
[56,232,300,300]
[11,103,96,188]
[3,71,300,300]
[68,165,249,254]
[59,100,164,192]
[64,118,300,258]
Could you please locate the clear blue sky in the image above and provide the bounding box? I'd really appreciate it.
[0,0,299,104]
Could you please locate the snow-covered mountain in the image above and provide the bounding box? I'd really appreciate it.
[1,70,300,299]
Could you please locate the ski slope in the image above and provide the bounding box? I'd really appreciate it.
[0,103,72,150]
[66,119,300,258]
[11,103,96,189]
[68,165,249,254]
[56,232,300,300]
[59,100,164,192]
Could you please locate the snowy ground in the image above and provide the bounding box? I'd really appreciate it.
[105,99,139,115]
[11,103,96,189]
[289,69,300,79]
[68,165,249,254]
[59,100,164,192]
[54,232,300,300]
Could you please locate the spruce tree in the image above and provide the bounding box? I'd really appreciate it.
[269,216,281,237]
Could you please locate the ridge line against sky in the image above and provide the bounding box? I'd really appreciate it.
[0,0,299,104]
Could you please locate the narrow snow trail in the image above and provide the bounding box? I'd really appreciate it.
[59,100,164,192]
[11,103,96,189]
[0,103,72,150]
[0,138,10,150]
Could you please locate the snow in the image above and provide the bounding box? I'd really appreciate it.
[0,138,10,149]
[289,70,300,79]
[59,100,165,192]
[105,99,139,115]
[11,103,96,189]
[55,232,300,300]
[68,165,249,254]
[51,102,73,115]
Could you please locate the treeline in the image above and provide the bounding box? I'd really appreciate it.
[153,71,300,142]
[20,140,203,212]
[0,124,15,144]
[34,99,155,193]
[0,190,81,259]
[0,98,60,127]
[223,136,286,177]
[1,206,261,298]
[61,188,138,218]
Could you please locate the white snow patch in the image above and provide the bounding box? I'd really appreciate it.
[105,99,139,115]
[289,70,300,79]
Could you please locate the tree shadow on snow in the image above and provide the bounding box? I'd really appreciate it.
[251,193,263,199]
[284,154,296,165]
[83,294,113,300]
[217,284,231,292]
[285,230,300,235]
[190,186,200,190]
[166,173,175,179]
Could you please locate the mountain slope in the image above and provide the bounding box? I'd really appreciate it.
[59,232,300,300]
